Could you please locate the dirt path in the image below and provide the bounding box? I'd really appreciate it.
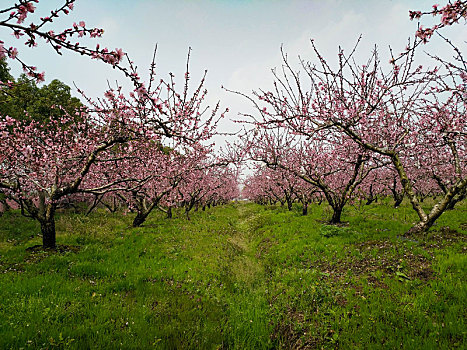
[226,204,264,285]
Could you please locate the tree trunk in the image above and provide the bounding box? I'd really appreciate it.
[446,189,466,210]
[40,216,56,249]
[393,194,403,208]
[132,211,148,227]
[167,206,173,219]
[389,175,404,208]
[405,191,462,235]
[365,185,376,205]
[329,206,343,224]
[287,199,293,211]
[302,202,308,216]
[85,194,103,216]
[38,202,57,249]
[446,201,455,210]
[103,200,118,213]
[392,154,467,235]
[405,218,436,236]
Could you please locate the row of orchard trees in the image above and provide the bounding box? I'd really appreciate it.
[0,1,465,247]
[0,1,239,248]
[240,3,466,235]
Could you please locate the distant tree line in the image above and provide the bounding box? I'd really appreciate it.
[0,58,82,124]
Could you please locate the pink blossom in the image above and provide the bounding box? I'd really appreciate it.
[104,90,115,99]
[114,48,125,62]
[5,116,15,126]
[16,5,29,23]
[25,2,36,13]
[13,30,24,39]
[8,47,18,59]
[409,10,422,20]
[36,72,45,82]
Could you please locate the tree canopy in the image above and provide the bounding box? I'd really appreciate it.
[0,59,82,124]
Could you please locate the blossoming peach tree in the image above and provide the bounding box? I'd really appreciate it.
[236,30,465,233]
[0,1,231,248]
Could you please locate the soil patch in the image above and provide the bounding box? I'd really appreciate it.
[23,244,80,264]
[417,226,466,250]
[311,240,435,283]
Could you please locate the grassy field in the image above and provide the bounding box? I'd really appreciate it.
[0,199,466,349]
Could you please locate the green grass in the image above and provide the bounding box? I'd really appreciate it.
[0,200,465,349]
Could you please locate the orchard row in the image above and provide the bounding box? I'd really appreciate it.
[0,1,466,249]
[0,1,240,248]
[240,2,466,234]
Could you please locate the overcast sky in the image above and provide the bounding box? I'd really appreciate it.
[3,0,466,147]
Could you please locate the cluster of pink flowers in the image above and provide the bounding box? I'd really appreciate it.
[410,1,467,44]
[238,16,466,232]
[0,31,234,245]
[0,0,124,83]
[16,1,37,24]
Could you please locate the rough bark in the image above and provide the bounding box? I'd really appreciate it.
[85,194,104,216]
[446,188,466,210]
[393,154,467,235]
[132,212,149,227]
[329,206,343,224]
[40,219,56,248]
[393,194,404,208]
[365,184,377,205]
[302,202,308,216]
[39,203,57,249]
[287,198,293,211]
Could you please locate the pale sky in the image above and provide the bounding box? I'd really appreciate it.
[2,0,466,148]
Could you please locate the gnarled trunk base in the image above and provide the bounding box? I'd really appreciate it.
[405,217,437,236]
[40,219,56,249]
[329,207,343,224]
[393,196,403,208]
[132,212,149,227]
